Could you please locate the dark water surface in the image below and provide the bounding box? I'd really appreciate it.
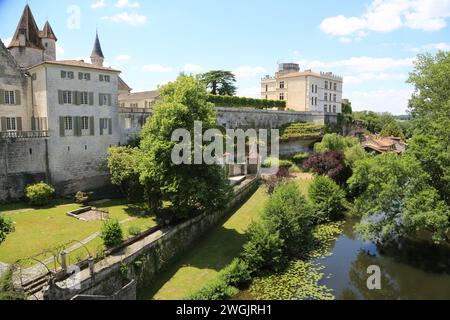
[313,219,450,300]
[237,219,450,300]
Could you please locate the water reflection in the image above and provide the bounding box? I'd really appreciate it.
[319,218,450,300]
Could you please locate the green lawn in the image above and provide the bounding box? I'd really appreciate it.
[0,199,156,266]
[139,177,313,300]
[139,186,268,300]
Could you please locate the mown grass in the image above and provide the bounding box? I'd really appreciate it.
[0,199,156,266]
[139,186,268,300]
[139,178,313,300]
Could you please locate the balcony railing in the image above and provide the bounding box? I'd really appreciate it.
[0,130,49,140]
[119,107,153,114]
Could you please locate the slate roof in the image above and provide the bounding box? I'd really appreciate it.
[91,32,104,58]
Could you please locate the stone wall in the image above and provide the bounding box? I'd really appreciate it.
[217,107,337,130]
[0,138,49,201]
[43,178,259,300]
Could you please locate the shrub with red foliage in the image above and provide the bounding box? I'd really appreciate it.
[303,151,351,185]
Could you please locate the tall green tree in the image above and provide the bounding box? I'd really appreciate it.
[138,75,232,218]
[200,70,237,96]
[349,153,449,244]
[380,121,406,141]
[406,52,450,206]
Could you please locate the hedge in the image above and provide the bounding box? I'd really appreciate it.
[207,94,286,109]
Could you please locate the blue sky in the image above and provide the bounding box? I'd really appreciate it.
[1,0,450,115]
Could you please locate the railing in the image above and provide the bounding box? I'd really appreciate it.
[119,107,153,114]
[0,130,49,140]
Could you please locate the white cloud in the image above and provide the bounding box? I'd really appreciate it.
[344,72,407,85]
[237,86,261,99]
[143,64,173,73]
[182,64,202,73]
[56,44,65,56]
[320,0,450,39]
[91,0,106,9]
[102,12,147,26]
[115,54,131,62]
[115,0,140,8]
[320,15,367,36]
[296,56,413,73]
[347,88,413,114]
[338,37,353,44]
[2,37,12,47]
[423,42,450,51]
[233,66,266,79]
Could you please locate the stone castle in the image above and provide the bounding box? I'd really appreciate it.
[0,5,335,201]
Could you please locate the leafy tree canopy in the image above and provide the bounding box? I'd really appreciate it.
[0,215,14,245]
[349,153,449,244]
[314,133,359,153]
[406,52,450,206]
[138,75,232,218]
[199,70,237,96]
[380,121,406,141]
[353,111,396,134]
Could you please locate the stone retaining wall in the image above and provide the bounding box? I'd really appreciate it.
[43,177,260,300]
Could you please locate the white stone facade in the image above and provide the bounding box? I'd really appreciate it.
[261,63,343,114]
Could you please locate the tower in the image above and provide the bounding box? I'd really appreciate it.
[90,31,104,67]
[8,5,45,68]
[40,21,58,61]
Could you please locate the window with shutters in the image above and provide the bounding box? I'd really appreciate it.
[100,94,108,106]
[333,94,337,102]
[324,105,328,113]
[61,71,67,79]
[325,81,328,90]
[6,117,16,131]
[279,93,284,101]
[334,83,337,91]
[124,117,131,129]
[279,81,285,89]
[68,72,74,79]
[104,75,110,82]
[333,105,337,113]
[4,91,15,105]
[63,91,72,104]
[324,93,328,101]
[80,92,89,105]
[81,116,89,131]
[64,117,73,130]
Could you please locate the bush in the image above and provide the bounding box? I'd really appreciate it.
[74,191,91,205]
[100,219,123,248]
[242,222,286,274]
[262,181,315,254]
[220,258,252,288]
[0,215,14,245]
[314,133,359,153]
[303,151,352,186]
[278,160,294,169]
[291,152,310,165]
[186,277,239,300]
[309,176,346,223]
[128,226,142,237]
[25,182,55,206]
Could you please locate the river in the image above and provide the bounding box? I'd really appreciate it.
[238,218,450,300]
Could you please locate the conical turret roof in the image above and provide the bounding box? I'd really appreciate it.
[91,31,104,58]
[40,21,57,41]
[8,4,44,50]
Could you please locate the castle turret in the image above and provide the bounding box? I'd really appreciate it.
[40,21,58,61]
[8,5,45,68]
[90,31,104,67]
